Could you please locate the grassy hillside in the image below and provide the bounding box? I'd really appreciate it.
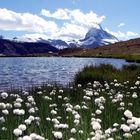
[59,38,140,62]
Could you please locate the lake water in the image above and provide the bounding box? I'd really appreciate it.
[0,57,132,90]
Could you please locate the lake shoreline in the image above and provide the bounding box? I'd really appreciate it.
[0,54,139,63]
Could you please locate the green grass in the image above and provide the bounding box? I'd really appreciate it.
[74,64,140,85]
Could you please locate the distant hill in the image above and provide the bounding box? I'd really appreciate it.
[0,38,58,56]
[59,37,140,58]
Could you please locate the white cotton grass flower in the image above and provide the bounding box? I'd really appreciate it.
[127,119,133,124]
[135,81,140,85]
[107,138,114,140]
[91,121,101,130]
[46,117,51,121]
[0,103,6,109]
[124,110,133,119]
[86,90,93,96]
[22,135,32,140]
[83,96,91,100]
[51,109,57,115]
[28,115,35,121]
[74,105,81,110]
[74,114,80,120]
[24,119,32,125]
[71,128,77,133]
[74,119,80,125]
[16,98,23,103]
[2,109,9,115]
[14,102,22,108]
[78,84,82,87]
[13,109,25,116]
[28,107,36,114]
[1,127,7,131]
[95,109,102,115]
[132,92,138,98]
[54,123,69,129]
[53,131,63,139]
[123,133,132,138]
[69,138,76,140]
[113,123,119,127]
[0,116,5,123]
[78,130,83,134]
[52,118,60,124]
[129,124,137,130]
[120,124,130,132]
[13,128,22,136]
[6,103,12,108]
[17,137,23,140]
[18,124,27,131]
[1,92,8,99]
[30,133,45,140]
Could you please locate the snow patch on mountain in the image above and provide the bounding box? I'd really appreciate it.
[79,25,118,48]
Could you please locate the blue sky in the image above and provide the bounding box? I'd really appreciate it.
[0,0,139,41]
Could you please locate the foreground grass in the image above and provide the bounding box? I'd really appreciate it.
[0,64,140,139]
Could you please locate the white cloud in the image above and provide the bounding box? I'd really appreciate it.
[118,23,125,27]
[41,8,105,26]
[41,8,105,40]
[0,8,58,34]
[105,28,139,40]
[41,9,70,20]
[126,31,138,36]
[56,23,88,41]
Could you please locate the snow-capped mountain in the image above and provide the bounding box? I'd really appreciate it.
[38,39,70,49]
[79,25,118,48]
[11,24,118,49]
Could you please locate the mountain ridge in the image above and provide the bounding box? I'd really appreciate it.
[10,24,118,49]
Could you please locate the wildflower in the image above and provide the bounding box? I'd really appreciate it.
[51,110,57,115]
[16,98,23,103]
[0,103,6,109]
[74,119,80,125]
[71,128,77,133]
[135,81,140,85]
[2,109,9,115]
[124,110,133,119]
[69,138,76,140]
[13,128,22,136]
[18,124,27,131]
[132,92,138,98]
[1,92,8,99]
[13,109,25,116]
[91,121,101,130]
[74,114,80,119]
[53,131,63,139]
[95,109,102,115]
[123,133,132,138]
[113,123,119,127]
[22,135,32,140]
[24,119,32,125]
[0,116,5,123]
[14,102,22,108]
[120,124,130,132]
[78,84,82,87]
